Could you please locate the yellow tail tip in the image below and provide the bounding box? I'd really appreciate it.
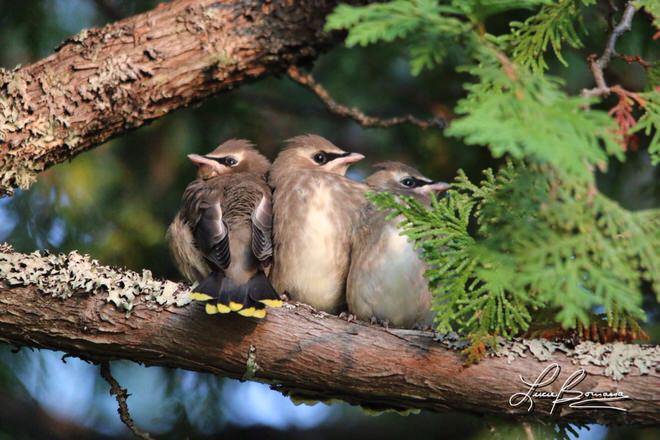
[237,307,256,317]
[252,309,267,319]
[259,299,283,308]
[217,303,232,314]
[191,292,213,301]
[205,304,219,314]
[229,301,244,311]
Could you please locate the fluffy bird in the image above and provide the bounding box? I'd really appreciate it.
[167,139,282,318]
[269,134,366,313]
[346,161,449,328]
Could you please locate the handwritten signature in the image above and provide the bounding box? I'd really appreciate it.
[509,363,630,414]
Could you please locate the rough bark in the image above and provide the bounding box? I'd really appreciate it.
[0,0,347,194]
[0,249,658,426]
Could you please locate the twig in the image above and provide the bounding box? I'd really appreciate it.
[616,53,651,68]
[99,362,155,440]
[582,1,637,98]
[286,66,446,129]
[522,422,536,440]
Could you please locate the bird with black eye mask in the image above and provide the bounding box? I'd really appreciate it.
[167,139,282,319]
[269,134,367,313]
[347,161,449,329]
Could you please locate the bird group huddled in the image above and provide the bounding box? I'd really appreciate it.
[167,134,449,329]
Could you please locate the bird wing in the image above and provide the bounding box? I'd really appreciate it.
[195,199,231,271]
[181,179,231,271]
[251,192,273,265]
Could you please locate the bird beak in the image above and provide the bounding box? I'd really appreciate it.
[416,181,450,195]
[187,154,218,168]
[333,152,365,167]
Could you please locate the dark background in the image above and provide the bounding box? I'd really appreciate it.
[0,1,657,438]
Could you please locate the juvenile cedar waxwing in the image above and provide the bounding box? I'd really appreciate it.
[167,139,282,318]
[269,134,366,313]
[346,161,449,328]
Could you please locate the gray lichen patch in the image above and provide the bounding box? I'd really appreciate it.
[494,338,660,381]
[0,243,191,312]
[242,345,259,380]
[0,65,79,194]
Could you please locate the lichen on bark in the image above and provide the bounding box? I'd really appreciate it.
[494,338,660,381]
[0,243,190,312]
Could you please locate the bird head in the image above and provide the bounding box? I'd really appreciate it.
[188,139,271,179]
[367,161,449,197]
[270,134,365,183]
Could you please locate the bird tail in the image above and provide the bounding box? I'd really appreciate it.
[190,272,282,318]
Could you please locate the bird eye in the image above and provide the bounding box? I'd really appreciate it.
[225,157,238,166]
[313,152,327,164]
[401,177,415,187]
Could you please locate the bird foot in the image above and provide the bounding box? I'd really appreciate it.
[339,312,357,322]
[412,323,434,332]
[369,316,389,328]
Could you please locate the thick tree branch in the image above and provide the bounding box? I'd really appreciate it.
[0,0,354,195]
[287,66,446,129]
[0,247,658,425]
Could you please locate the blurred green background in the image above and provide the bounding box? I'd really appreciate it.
[0,1,657,439]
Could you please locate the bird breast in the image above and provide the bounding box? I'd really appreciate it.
[348,221,432,327]
[272,174,357,312]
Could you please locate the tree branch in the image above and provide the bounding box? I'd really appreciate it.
[100,361,155,440]
[1,247,658,425]
[582,1,637,98]
[286,66,446,129]
[0,0,355,195]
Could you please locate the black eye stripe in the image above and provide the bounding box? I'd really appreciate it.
[401,176,433,188]
[205,156,236,166]
[312,151,351,165]
[322,151,351,161]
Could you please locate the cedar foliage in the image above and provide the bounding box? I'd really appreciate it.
[327,0,659,337]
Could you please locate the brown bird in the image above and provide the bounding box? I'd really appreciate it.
[346,161,449,328]
[167,139,282,318]
[269,134,366,313]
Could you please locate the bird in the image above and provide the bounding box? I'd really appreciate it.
[346,161,449,328]
[167,139,282,318]
[269,134,366,313]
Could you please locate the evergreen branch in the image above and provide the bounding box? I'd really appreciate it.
[510,0,595,72]
[582,1,637,98]
[446,49,622,179]
[286,66,446,129]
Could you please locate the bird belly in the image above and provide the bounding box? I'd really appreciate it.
[275,200,347,313]
[349,226,432,328]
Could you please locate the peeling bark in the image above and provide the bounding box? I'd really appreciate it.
[0,247,658,425]
[0,0,347,194]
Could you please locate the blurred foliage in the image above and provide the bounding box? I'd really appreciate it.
[0,0,658,439]
[330,0,658,338]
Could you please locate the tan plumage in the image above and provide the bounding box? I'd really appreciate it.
[269,134,366,313]
[346,161,449,328]
[167,139,281,318]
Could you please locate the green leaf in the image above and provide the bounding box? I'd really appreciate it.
[509,0,596,71]
[445,49,622,179]
[629,89,660,165]
[325,1,471,74]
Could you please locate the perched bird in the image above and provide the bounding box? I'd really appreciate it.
[167,139,282,318]
[346,161,449,328]
[269,134,366,313]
